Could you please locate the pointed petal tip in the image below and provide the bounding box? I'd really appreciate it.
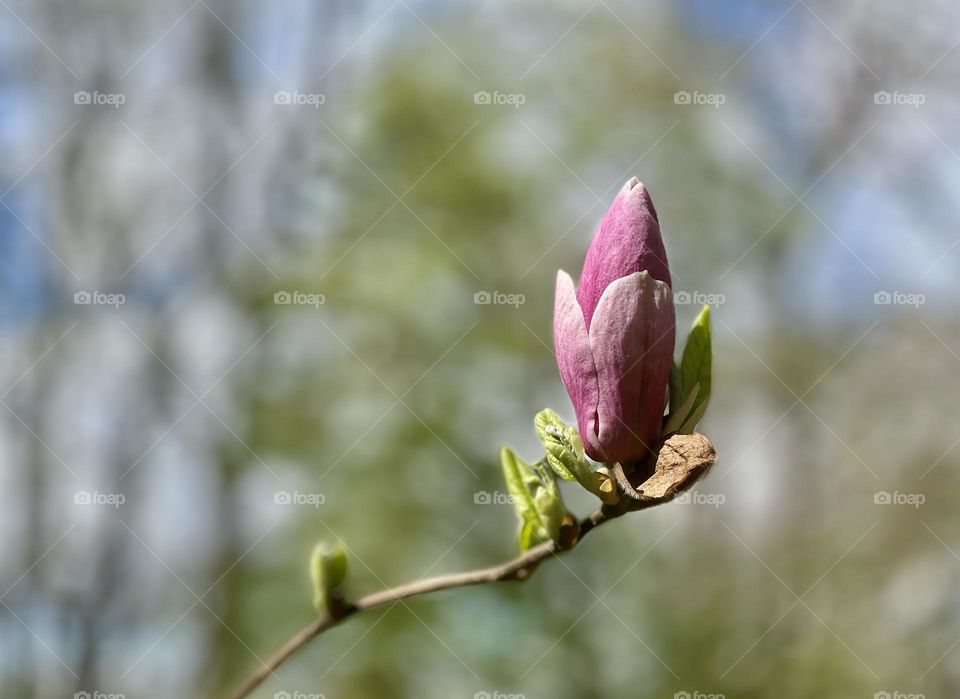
[623,177,652,197]
[623,178,659,228]
[555,269,576,297]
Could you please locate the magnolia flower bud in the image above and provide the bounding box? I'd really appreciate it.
[553,178,675,463]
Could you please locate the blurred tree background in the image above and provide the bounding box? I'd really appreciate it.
[1,1,958,698]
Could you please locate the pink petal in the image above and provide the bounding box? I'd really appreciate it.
[577,179,671,329]
[588,271,675,462]
[553,270,601,457]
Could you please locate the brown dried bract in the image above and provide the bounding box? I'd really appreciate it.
[613,433,716,507]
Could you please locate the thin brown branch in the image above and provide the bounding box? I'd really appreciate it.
[228,432,716,699]
[227,507,614,699]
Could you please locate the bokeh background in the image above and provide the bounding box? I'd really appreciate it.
[1,1,958,698]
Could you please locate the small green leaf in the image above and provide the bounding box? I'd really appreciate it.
[668,361,683,415]
[663,382,700,435]
[310,541,348,612]
[669,305,712,433]
[681,305,712,411]
[500,446,540,526]
[678,395,709,435]
[534,409,619,504]
[519,520,538,551]
[500,447,568,550]
[534,409,585,481]
[531,460,565,544]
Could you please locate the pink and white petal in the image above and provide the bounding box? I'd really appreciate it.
[633,277,674,451]
[553,270,601,458]
[576,179,670,329]
[588,271,675,462]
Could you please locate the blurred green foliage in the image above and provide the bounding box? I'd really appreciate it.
[3,4,958,699]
